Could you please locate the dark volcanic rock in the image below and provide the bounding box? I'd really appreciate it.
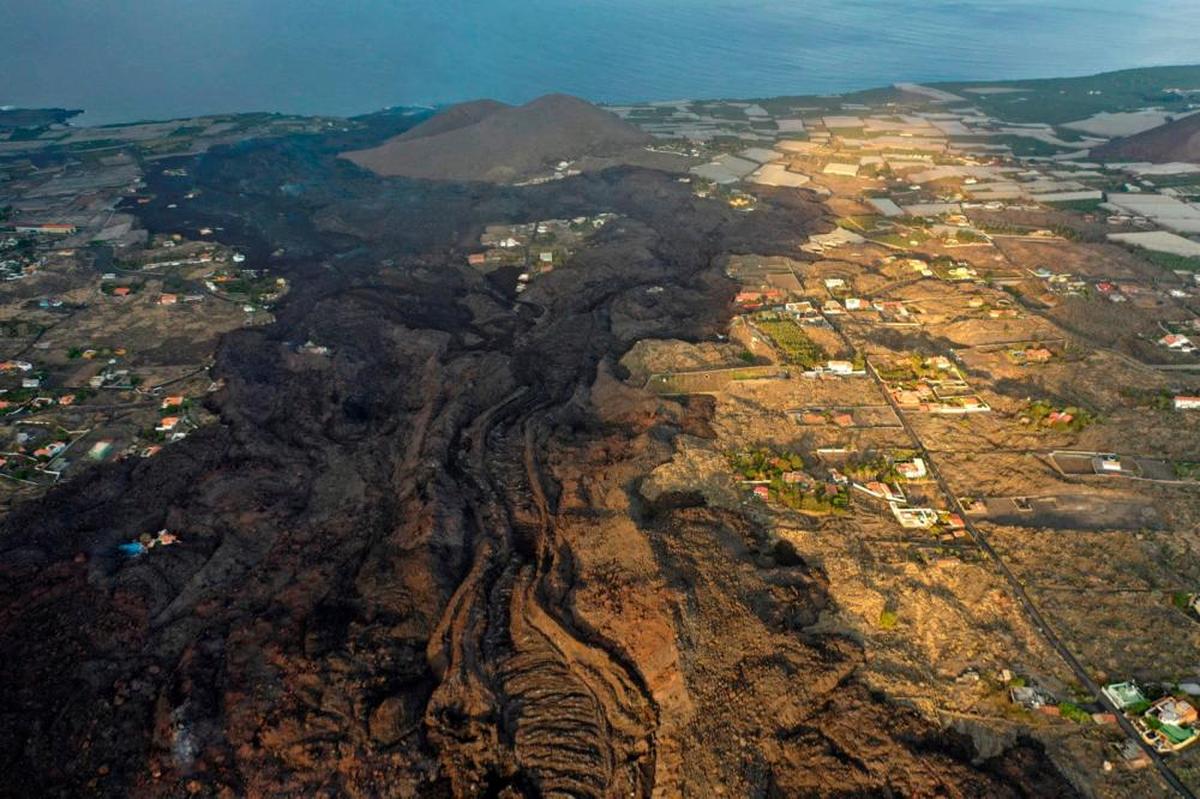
[393,99,510,142]
[1091,111,1200,163]
[341,94,653,183]
[0,119,1079,799]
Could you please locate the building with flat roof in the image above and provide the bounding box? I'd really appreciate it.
[1102,681,1146,710]
[14,223,76,235]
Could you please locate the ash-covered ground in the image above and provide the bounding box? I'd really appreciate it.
[0,111,1077,798]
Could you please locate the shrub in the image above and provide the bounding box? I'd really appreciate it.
[1058,702,1091,724]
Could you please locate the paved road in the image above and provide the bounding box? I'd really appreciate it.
[820,312,1195,798]
[862,359,1194,799]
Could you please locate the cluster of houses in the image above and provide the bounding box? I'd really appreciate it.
[89,364,137,390]
[0,359,47,414]
[732,451,852,514]
[0,235,39,281]
[203,267,286,306]
[0,227,77,285]
[470,214,617,291]
[94,239,283,311]
[619,92,1200,366]
[0,328,198,475]
[512,159,582,186]
[847,456,965,532]
[0,382,193,484]
[155,394,188,441]
[1031,267,1196,310]
[1008,676,1200,760]
[1030,266,1088,301]
[1104,681,1200,754]
[1091,280,1181,306]
[881,356,991,414]
[0,423,82,482]
[737,294,916,331]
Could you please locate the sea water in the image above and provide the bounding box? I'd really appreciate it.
[2,0,1199,124]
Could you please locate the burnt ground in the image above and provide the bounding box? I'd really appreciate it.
[0,124,1079,798]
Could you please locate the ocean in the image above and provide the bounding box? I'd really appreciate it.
[3,0,1200,125]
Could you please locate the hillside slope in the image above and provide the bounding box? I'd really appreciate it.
[392,98,509,142]
[341,94,652,182]
[1091,111,1200,163]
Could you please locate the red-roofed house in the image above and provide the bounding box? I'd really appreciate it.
[15,223,76,235]
[782,471,814,488]
[1161,334,1193,349]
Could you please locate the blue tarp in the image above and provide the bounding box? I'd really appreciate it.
[117,541,147,558]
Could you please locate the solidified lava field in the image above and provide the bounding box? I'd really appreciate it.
[0,120,1078,798]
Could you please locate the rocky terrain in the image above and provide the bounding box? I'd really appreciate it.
[0,102,1082,798]
[1091,111,1200,163]
[342,94,654,183]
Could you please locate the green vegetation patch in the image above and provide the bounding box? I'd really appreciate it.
[1119,387,1175,411]
[843,453,901,484]
[992,135,1072,157]
[1058,701,1092,724]
[868,227,932,248]
[836,215,885,232]
[1136,250,1200,273]
[1126,699,1154,716]
[935,65,1200,125]
[753,313,828,367]
[946,228,989,244]
[1174,463,1200,481]
[1043,198,1105,213]
[877,353,958,384]
[726,448,849,515]
[1023,400,1096,433]
[0,320,44,338]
